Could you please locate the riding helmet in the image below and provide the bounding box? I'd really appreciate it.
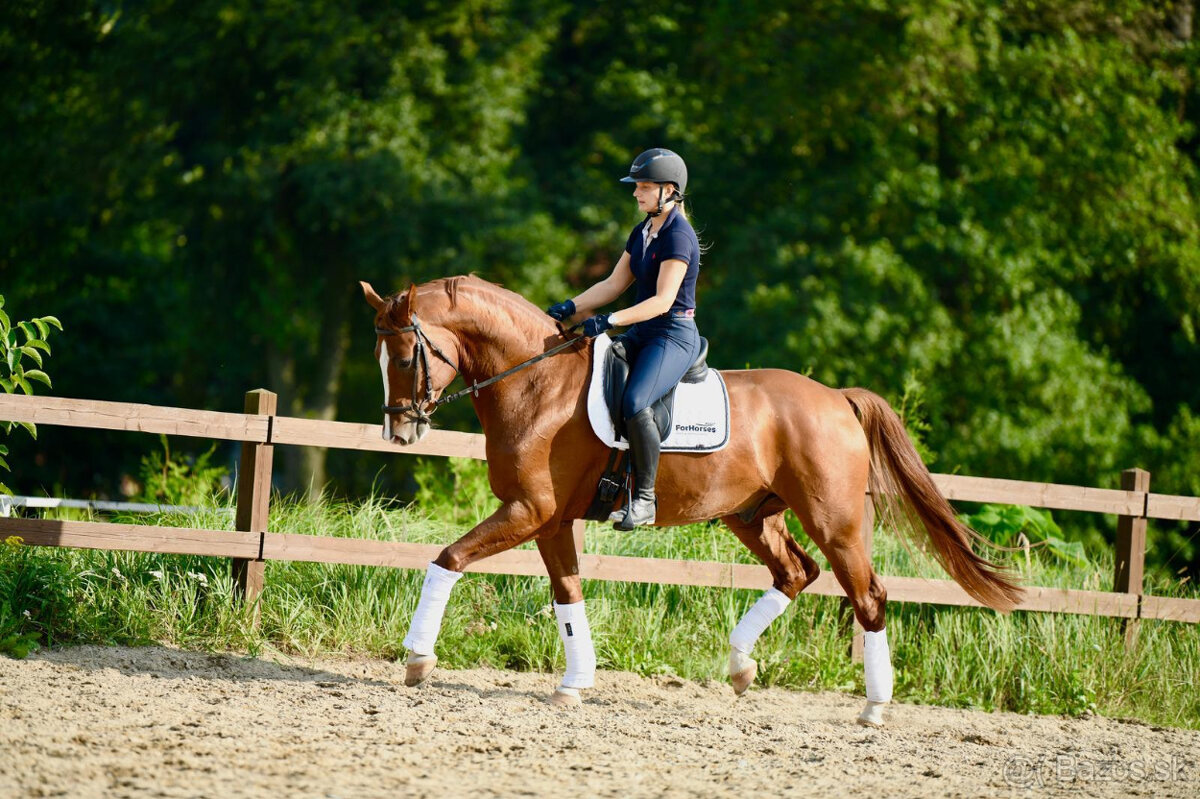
[620,148,688,198]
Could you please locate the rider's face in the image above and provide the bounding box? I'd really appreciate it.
[633,181,670,212]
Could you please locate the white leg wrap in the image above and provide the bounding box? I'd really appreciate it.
[863,627,893,703]
[729,587,792,654]
[402,562,464,655]
[554,600,596,689]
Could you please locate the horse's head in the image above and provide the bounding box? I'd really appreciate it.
[361,281,461,445]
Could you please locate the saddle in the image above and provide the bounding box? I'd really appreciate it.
[583,334,723,521]
[604,336,710,442]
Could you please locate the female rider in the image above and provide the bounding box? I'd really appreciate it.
[546,148,702,530]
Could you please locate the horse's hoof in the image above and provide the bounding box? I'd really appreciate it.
[729,649,757,696]
[856,700,887,728]
[404,653,437,687]
[550,686,581,707]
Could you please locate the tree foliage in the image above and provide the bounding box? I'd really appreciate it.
[2,0,1198,570]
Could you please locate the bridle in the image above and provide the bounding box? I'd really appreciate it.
[375,313,585,425]
[375,313,461,425]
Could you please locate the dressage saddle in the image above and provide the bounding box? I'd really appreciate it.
[603,335,710,442]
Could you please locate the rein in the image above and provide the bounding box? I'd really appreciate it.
[375,313,584,423]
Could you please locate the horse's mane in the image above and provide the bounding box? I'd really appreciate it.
[383,275,560,337]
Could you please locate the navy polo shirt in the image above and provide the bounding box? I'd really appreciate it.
[623,206,700,314]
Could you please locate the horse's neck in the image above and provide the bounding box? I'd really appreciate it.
[445,285,588,403]
[445,289,538,373]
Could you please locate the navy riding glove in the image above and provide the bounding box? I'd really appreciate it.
[546,299,576,321]
[582,314,614,338]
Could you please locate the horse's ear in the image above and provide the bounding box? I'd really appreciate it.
[360,281,386,312]
[404,284,419,320]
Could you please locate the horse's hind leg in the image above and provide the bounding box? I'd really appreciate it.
[783,488,893,727]
[535,520,596,707]
[721,511,821,695]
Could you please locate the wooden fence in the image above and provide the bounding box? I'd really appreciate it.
[2,390,1199,646]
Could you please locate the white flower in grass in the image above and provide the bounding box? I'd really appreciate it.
[187,571,209,586]
[150,570,165,581]
[22,610,31,618]
[111,567,123,579]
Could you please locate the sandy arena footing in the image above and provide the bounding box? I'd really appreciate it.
[1,645,1196,798]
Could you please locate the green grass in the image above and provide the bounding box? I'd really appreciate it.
[1,489,1197,730]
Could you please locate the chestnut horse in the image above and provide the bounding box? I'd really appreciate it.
[361,275,1021,726]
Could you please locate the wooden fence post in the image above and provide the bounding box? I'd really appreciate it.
[572,518,586,554]
[1114,467,1150,649]
[232,389,276,622]
[843,494,875,662]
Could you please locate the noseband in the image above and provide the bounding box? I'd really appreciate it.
[375,313,585,425]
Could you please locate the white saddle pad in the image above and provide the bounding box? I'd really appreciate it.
[586,333,730,452]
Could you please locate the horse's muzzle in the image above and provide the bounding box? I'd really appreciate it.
[387,417,430,446]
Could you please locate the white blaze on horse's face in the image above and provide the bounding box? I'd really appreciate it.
[378,342,392,441]
[377,336,432,446]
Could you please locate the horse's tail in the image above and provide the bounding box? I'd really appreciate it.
[840,387,1024,613]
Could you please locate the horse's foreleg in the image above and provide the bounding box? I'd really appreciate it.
[721,512,820,695]
[536,521,595,707]
[401,561,464,685]
[434,498,552,572]
[401,499,554,687]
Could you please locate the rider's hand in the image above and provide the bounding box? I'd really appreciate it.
[581,314,614,338]
[545,299,576,321]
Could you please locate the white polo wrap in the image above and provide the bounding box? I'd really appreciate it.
[403,562,463,655]
[554,600,596,689]
[729,587,791,654]
[863,627,893,704]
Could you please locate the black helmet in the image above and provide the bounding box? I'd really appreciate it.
[620,148,687,198]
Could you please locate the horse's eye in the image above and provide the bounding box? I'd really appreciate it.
[391,356,413,369]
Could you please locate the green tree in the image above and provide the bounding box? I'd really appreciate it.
[2,1,1199,584]
[2,0,579,498]
[525,1,1200,486]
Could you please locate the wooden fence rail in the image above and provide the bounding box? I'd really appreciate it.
[2,391,1198,637]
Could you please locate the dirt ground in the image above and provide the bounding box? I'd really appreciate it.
[0,645,1196,798]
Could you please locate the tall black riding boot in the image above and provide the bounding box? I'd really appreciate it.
[617,407,660,530]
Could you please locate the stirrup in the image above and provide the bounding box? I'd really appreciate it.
[616,497,656,530]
